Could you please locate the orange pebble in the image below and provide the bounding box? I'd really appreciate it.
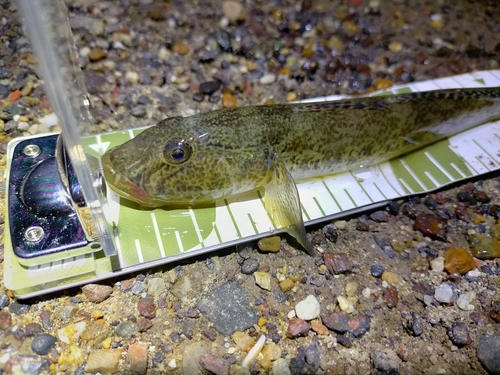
[172,42,190,55]
[311,319,329,335]
[222,92,237,108]
[9,89,22,102]
[374,78,394,90]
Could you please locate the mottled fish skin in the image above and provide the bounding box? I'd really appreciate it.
[102,87,500,254]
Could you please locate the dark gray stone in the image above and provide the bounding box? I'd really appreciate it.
[0,67,12,79]
[408,312,423,336]
[477,332,500,375]
[241,258,259,275]
[372,349,400,375]
[289,343,320,375]
[0,291,10,308]
[196,282,259,335]
[9,301,30,315]
[370,265,385,278]
[448,322,471,347]
[0,83,9,99]
[31,334,57,355]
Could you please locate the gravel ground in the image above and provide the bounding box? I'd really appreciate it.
[1,0,500,374]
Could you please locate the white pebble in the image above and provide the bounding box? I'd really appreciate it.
[17,122,29,131]
[125,71,140,84]
[168,359,177,368]
[334,220,347,230]
[38,113,59,127]
[79,46,91,58]
[13,114,20,122]
[467,269,481,278]
[362,288,371,298]
[287,309,296,319]
[430,13,442,22]
[456,292,475,311]
[434,283,453,304]
[295,295,321,321]
[430,256,445,273]
[259,73,276,85]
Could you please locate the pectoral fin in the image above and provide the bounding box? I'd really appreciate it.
[264,153,314,256]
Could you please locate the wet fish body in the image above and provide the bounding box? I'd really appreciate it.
[102,87,500,254]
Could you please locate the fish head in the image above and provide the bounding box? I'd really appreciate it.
[102,116,272,207]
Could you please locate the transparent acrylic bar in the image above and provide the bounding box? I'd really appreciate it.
[16,0,116,256]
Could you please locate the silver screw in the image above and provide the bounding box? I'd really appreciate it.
[23,144,41,158]
[25,226,45,242]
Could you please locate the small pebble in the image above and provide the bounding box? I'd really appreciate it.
[286,318,310,338]
[232,331,255,351]
[370,265,385,278]
[222,0,245,23]
[82,284,113,303]
[115,321,139,338]
[131,281,148,295]
[272,358,291,375]
[384,285,399,309]
[222,92,237,108]
[200,81,221,95]
[322,312,350,333]
[372,349,401,374]
[414,213,446,241]
[84,349,122,374]
[430,256,445,273]
[337,296,355,313]
[138,295,156,319]
[258,236,281,252]
[31,334,57,355]
[323,252,352,274]
[0,310,12,330]
[279,279,295,292]
[444,248,476,275]
[348,315,371,338]
[434,283,453,304]
[254,272,271,291]
[0,291,10,308]
[407,312,424,336]
[259,74,276,85]
[294,295,321,321]
[260,343,282,370]
[310,319,329,335]
[88,47,107,62]
[369,210,389,222]
[468,233,500,259]
[241,258,259,275]
[388,41,403,53]
[456,293,475,311]
[125,71,140,85]
[147,278,166,297]
[128,341,148,375]
[200,354,230,375]
[9,301,30,315]
[448,322,471,347]
[381,271,403,285]
[172,42,190,55]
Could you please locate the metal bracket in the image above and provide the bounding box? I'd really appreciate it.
[8,134,102,266]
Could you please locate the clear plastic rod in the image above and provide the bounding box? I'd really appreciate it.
[16,0,116,256]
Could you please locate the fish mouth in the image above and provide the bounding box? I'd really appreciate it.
[101,152,164,207]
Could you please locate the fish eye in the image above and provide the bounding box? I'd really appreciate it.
[164,140,192,165]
